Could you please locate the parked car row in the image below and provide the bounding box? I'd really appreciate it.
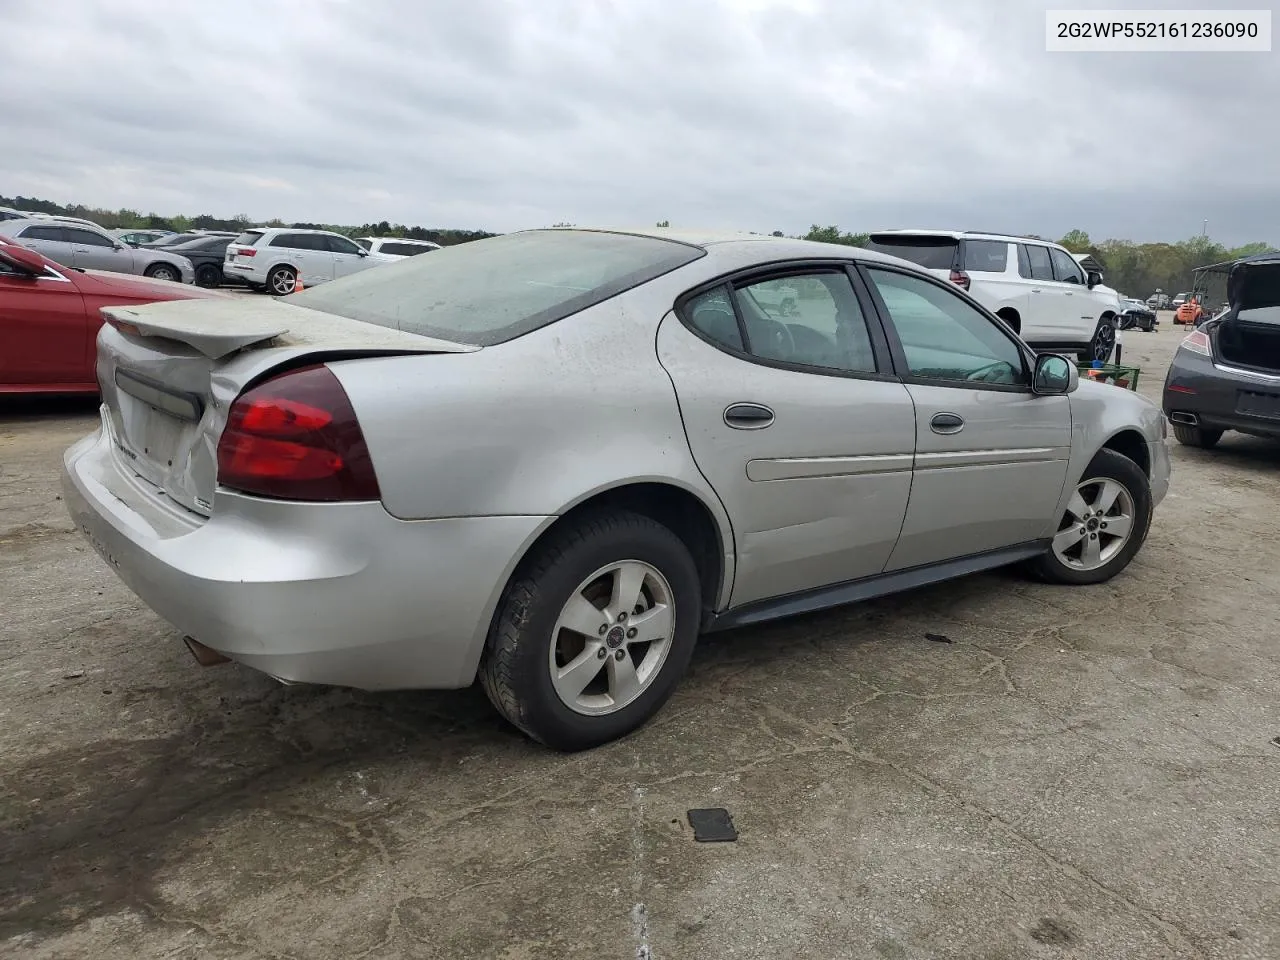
[0,210,440,293]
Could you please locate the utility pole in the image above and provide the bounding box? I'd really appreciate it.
[1202,219,1208,237]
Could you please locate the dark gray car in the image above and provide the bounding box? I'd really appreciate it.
[1163,254,1280,447]
[0,218,194,284]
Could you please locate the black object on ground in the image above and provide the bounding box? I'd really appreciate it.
[925,633,954,644]
[687,808,738,842]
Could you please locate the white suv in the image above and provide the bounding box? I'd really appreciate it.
[224,228,397,295]
[356,237,441,259]
[866,230,1121,361]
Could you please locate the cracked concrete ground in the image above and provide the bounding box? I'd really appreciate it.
[3,318,1280,959]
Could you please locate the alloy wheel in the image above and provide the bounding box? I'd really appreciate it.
[1051,477,1135,571]
[548,560,675,716]
[1091,321,1116,361]
[271,268,297,295]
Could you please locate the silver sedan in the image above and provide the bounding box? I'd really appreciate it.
[0,218,194,283]
[62,229,1170,750]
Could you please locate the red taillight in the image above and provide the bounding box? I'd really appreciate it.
[949,269,970,291]
[1181,330,1211,357]
[216,365,381,502]
[236,248,256,257]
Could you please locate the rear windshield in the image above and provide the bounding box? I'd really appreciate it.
[865,235,958,270]
[234,230,265,246]
[289,230,705,346]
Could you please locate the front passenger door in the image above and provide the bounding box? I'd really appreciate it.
[862,266,1072,571]
[64,227,128,272]
[326,233,368,278]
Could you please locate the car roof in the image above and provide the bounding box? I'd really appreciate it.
[526,227,919,269]
[869,229,1056,245]
[362,236,440,245]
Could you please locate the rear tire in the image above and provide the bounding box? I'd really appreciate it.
[1027,448,1151,586]
[144,263,180,283]
[480,510,701,751]
[1172,422,1223,448]
[195,264,222,288]
[267,265,297,296]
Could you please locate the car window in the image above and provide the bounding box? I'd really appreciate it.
[272,233,323,251]
[1023,244,1054,281]
[22,225,66,242]
[962,240,1009,273]
[66,228,114,248]
[383,242,433,257]
[685,286,744,352]
[326,234,363,255]
[357,238,373,250]
[732,272,878,374]
[867,268,1026,385]
[865,236,958,270]
[234,230,265,246]
[1050,248,1084,284]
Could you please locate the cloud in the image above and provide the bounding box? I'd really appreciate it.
[0,0,1274,243]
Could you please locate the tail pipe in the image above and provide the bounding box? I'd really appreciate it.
[1168,412,1199,426]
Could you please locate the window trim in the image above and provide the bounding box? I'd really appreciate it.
[673,259,898,382]
[855,262,1036,394]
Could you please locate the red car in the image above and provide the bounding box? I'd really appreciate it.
[0,239,226,394]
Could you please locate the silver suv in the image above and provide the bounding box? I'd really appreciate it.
[0,218,195,283]
[224,227,397,295]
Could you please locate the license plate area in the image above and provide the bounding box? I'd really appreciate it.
[1236,390,1280,419]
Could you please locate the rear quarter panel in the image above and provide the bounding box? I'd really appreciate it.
[327,274,735,550]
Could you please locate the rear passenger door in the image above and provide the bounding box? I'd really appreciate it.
[13,225,73,267]
[326,234,368,278]
[657,265,917,607]
[272,233,333,286]
[862,265,1071,571]
[1017,242,1062,343]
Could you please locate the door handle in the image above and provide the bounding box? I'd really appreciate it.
[930,412,964,435]
[724,402,775,430]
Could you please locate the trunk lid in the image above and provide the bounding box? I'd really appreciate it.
[96,297,475,517]
[1227,257,1280,312]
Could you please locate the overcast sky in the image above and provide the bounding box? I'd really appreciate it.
[2,0,1275,244]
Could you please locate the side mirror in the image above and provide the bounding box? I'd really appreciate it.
[0,244,48,275]
[356,248,368,257]
[1033,353,1077,396]
[1086,270,1102,289]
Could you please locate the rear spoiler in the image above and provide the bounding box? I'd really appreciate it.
[100,298,477,360]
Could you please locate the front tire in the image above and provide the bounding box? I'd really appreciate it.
[144,263,180,283]
[1172,422,1223,448]
[1088,316,1117,362]
[480,511,701,751]
[1028,449,1151,585]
